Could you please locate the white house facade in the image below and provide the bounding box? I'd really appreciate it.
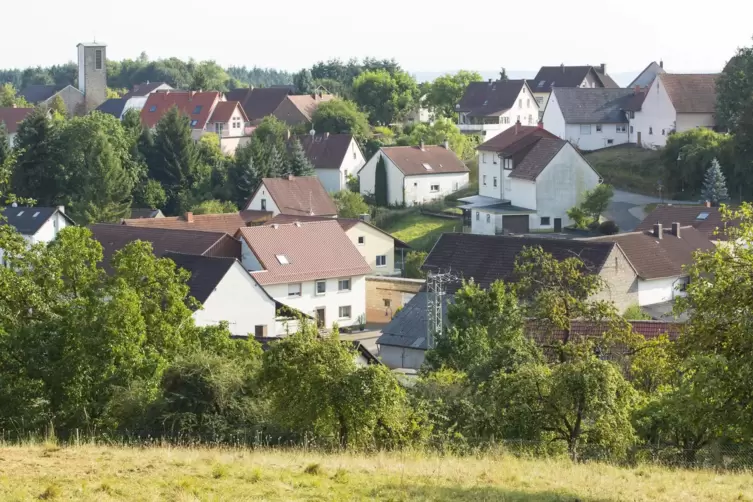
[456,80,540,141]
[244,175,338,217]
[297,134,366,193]
[0,206,74,265]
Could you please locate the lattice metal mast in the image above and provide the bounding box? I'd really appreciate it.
[426,270,457,349]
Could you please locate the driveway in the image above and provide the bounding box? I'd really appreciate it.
[606,190,692,232]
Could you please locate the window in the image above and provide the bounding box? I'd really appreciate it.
[616,125,627,133]
[527,99,530,107]
[661,129,666,136]
[192,105,203,114]
[383,298,391,307]
[493,176,498,187]
[32,211,39,218]
[607,139,614,145]
[190,120,198,127]
[376,255,387,267]
[486,214,491,223]
[580,125,591,135]
[481,152,486,163]
[528,114,533,125]
[16,211,24,216]
[540,217,551,226]
[628,111,635,119]
[649,127,653,135]
[260,198,266,211]
[353,150,357,159]
[316,280,326,295]
[357,236,365,245]
[476,211,480,221]
[288,283,301,297]
[95,49,103,70]
[596,125,602,132]
[149,105,157,112]
[516,115,520,123]
[538,80,546,88]
[696,212,710,220]
[503,158,512,170]
[339,306,352,319]
[254,325,267,337]
[492,153,497,164]
[630,125,634,134]
[422,163,433,171]
[454,181,459,191]
[518,99,523,108]
[338,279,351,291]
[276,254,289,265]
[430,184,440,192]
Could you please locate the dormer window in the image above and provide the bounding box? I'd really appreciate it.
[422,163,433,171]
[192,105,202,114]
[696,212,710,220]
[16,211,24,216]
[149,105,157,112]
[33,212,39,217]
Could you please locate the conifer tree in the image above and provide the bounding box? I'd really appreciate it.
[701,158,729,206]
[287,138,315,176]
[11,106,63,205]
[0,122,10,169]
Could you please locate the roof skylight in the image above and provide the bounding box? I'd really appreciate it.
[422,163,433,171]
[276,254,290,265]
[696,212,710,220]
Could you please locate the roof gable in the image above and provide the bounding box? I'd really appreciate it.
[0,107,35,134]
[0,206,71,235]
[551,88,635,124]
[208,101,248,123]
[659,74,718,114]
[122,82,172,99]
[236,220,371,285]
[283,94,335,121]
[380,145,469,176]
[95,98,127,118]
[225,87,291,122]
[164,252,236,304]
[295,133,354,170]
[253,176,338,217]
[477,126,566,181]
[628,62,666,88]
[532,66,620,91]
[140,91,221,129]
[19,84,63,103]
[457,79,528,116]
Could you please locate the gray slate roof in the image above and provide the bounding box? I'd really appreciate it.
[377,292,453,350]
[164,252,236,304]
[0,206,73,235]
[96,98,127,118]
[19,85,63,103]
[551,88,635,124]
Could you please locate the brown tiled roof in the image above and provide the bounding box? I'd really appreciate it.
[380,145,468,176]
[140,91,221,129]
[122,210,272,234]
[509,137,567,181]
[225,87,291,122]
[659,74,718,114]
[208,101,248,123]
[251,176,338,217]
[268,214,411,249]
[423,233,616,293]
[89,224,241,270]
[457,80,529,117]
[295,133,355,170]
[0,107,35,134]
[284,94,334,121]
[586,226,714,279]
[635,205,737,241]
[236,220,371,285]
[525,319,683,343]
[477,127,567,181]
[477,126,558,152]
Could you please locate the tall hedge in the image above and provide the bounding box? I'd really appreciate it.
[375,155,388,206]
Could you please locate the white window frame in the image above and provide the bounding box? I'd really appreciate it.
[376,255,387,268]
[338,278,351,292]
[486,213,491,223]
[288,283,302,297]
[339,306,352,319]
[580,125,591,135]
[616,124,627,133]
[315,280,326,295]
[430,184,440,193]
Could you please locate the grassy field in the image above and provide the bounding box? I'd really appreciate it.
[384,212,461,251]
[0,444,751,501]
[584,145,665,196]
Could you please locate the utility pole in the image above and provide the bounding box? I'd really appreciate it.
[426,270,458,349]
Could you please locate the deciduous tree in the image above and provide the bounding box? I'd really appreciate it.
[332,190,369,218]
[311,99,371,140]
[425,71,482,119]
[352,69,419,125]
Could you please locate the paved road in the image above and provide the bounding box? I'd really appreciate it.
[606,190,692,232]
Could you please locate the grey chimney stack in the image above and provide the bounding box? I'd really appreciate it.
[420,140,425,151]
[600,63,607,75]
[653,223,663,239]
[660,60,664,69]
[671,222,681,238]
[443,138,450,150]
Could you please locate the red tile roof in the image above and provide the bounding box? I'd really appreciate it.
[122,210,272,234]
[249,176,338,217]
[635,205,737,241]
[477,126,568,181]
[236,220,372,285]
[209,101,248,124]
[140,91,221,129]
[268,214,411,249]
[659,74,718,114]
[525,319,683,344]
[379,145,469,176]
[0,107,35,134]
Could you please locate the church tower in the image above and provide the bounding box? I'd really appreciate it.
[77,42,107,112]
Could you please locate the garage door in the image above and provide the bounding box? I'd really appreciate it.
[503,215,530,234]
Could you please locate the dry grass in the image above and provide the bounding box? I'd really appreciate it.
[0,444,750,501]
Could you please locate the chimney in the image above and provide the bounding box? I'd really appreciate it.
[443,138,450,150]
[11,103,16,108]
[185,212,194,223]
[488,79,492,84]
[653,223,663,239]
[420,140,425,151]
[537,121,544,129]
[288,174,295,181]
[705,200,711,208]
[271,224,279,229]
[56,205,65,214]
[515,120,520,135]
[325,132,330,139]
[600,63,607,75]
[659,60,664,69]
[671,222,681,238]
[561,63,565,73]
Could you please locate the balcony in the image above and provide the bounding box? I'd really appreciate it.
[458,122,503,132]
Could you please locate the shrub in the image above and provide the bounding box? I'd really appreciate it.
[599,220,619,235]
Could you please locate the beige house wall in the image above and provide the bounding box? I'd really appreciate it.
[365,276,424,324]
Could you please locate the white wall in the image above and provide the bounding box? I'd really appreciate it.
[194,262,278,337]
[31,212,70,244]
[259,275,366,329]
[471,209,500,235]
[245,183,281,214]
[478,151,503,199]
[316,168,342,193]
[541,94,567,138]
[535,144,600,229]
[459,84,540,141]
[638,276,688,306]
[631,76,676,149]
[507,177,537,210]
[402,173,469,206]
[341,138,366,185]
[346,223,396,275]
[378,345,425,370]
[565,123,630,151]
[676,113,716,132]
[359,152,406,205]
[122,96,148,117]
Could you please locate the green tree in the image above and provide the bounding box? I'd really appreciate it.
[0,122,9,168]
[311,99,371,140]
[716,42,753,131]
[661,128,734,196]
[404,250,427,279]
[228,141,260,207]
[406,118,475,161]
[374,155,388,206]
[425,71,482,119]
[352,69,419,125]
[0,83,30,107]
[11,106,63,205]
[700,158,729,205]
[332,190,369,218]
[149,106,200,214]
[133,179,167,210]
[287,138,315,176]
[49,94,68,117]
[293,69,314,94]
[580,184,614,222]
[191,199,237,214]
[499,68,509,81]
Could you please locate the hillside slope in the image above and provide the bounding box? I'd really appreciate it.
[584,145,665,196]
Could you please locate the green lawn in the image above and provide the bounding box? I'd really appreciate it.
[584,145,665,195]
[384,213,461,251]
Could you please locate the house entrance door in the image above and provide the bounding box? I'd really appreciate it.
[637,132,642,147]
[316,308,325,328]
[554,218,562,232]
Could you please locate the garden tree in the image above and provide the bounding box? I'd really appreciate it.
[311,99,371,140]
[188,61,232,92]
[293,68,315,94]
[261,320,414,448]
[676,204,753,438]
[352,69,419,125]
[191,199,237,215]
[0,83,30,107]
[425,280,539,382]
[405,118,475,161]
[715,41,753,131]
[11,106,64,205]
[346,174,359,193]
[332,190,369,218]
[149,106,201,214]
[287,138,315,177]
[731,98,753,198]
[661,128,734,196]
[252,116,288,155]
[425,70,483,120]
[228,141,260,207]
[404,250,427,279]
[194,134,230,201]
[49,95,68,117]
[374,155,388,206]
[0,122,9,168]
[133,179,167,211]
[580,184,614,222]
[700,158,729,205]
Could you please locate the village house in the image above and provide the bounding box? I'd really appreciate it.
[627,73,719,149]
[96,82,174,120]
[456,79,540,140]
[127,208,165,219]
[225,87,334,129]
[236,220,372,329]
[140,90,252,153]
[0,205,75,265]
[459,124,601,233]
[0,107,36,147]
[629,61,666,89]
[295,133,366,193]
[542,88,638,150]
[636,204,738,245]
[358,143,469,206]
[122,210,272,233]
[528,64,619,114]
[244,175,338,217]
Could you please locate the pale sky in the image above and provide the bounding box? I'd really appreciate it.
[2,0,751,75]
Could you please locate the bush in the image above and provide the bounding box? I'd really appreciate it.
[599,220,620,235]
[405,251,428,279]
